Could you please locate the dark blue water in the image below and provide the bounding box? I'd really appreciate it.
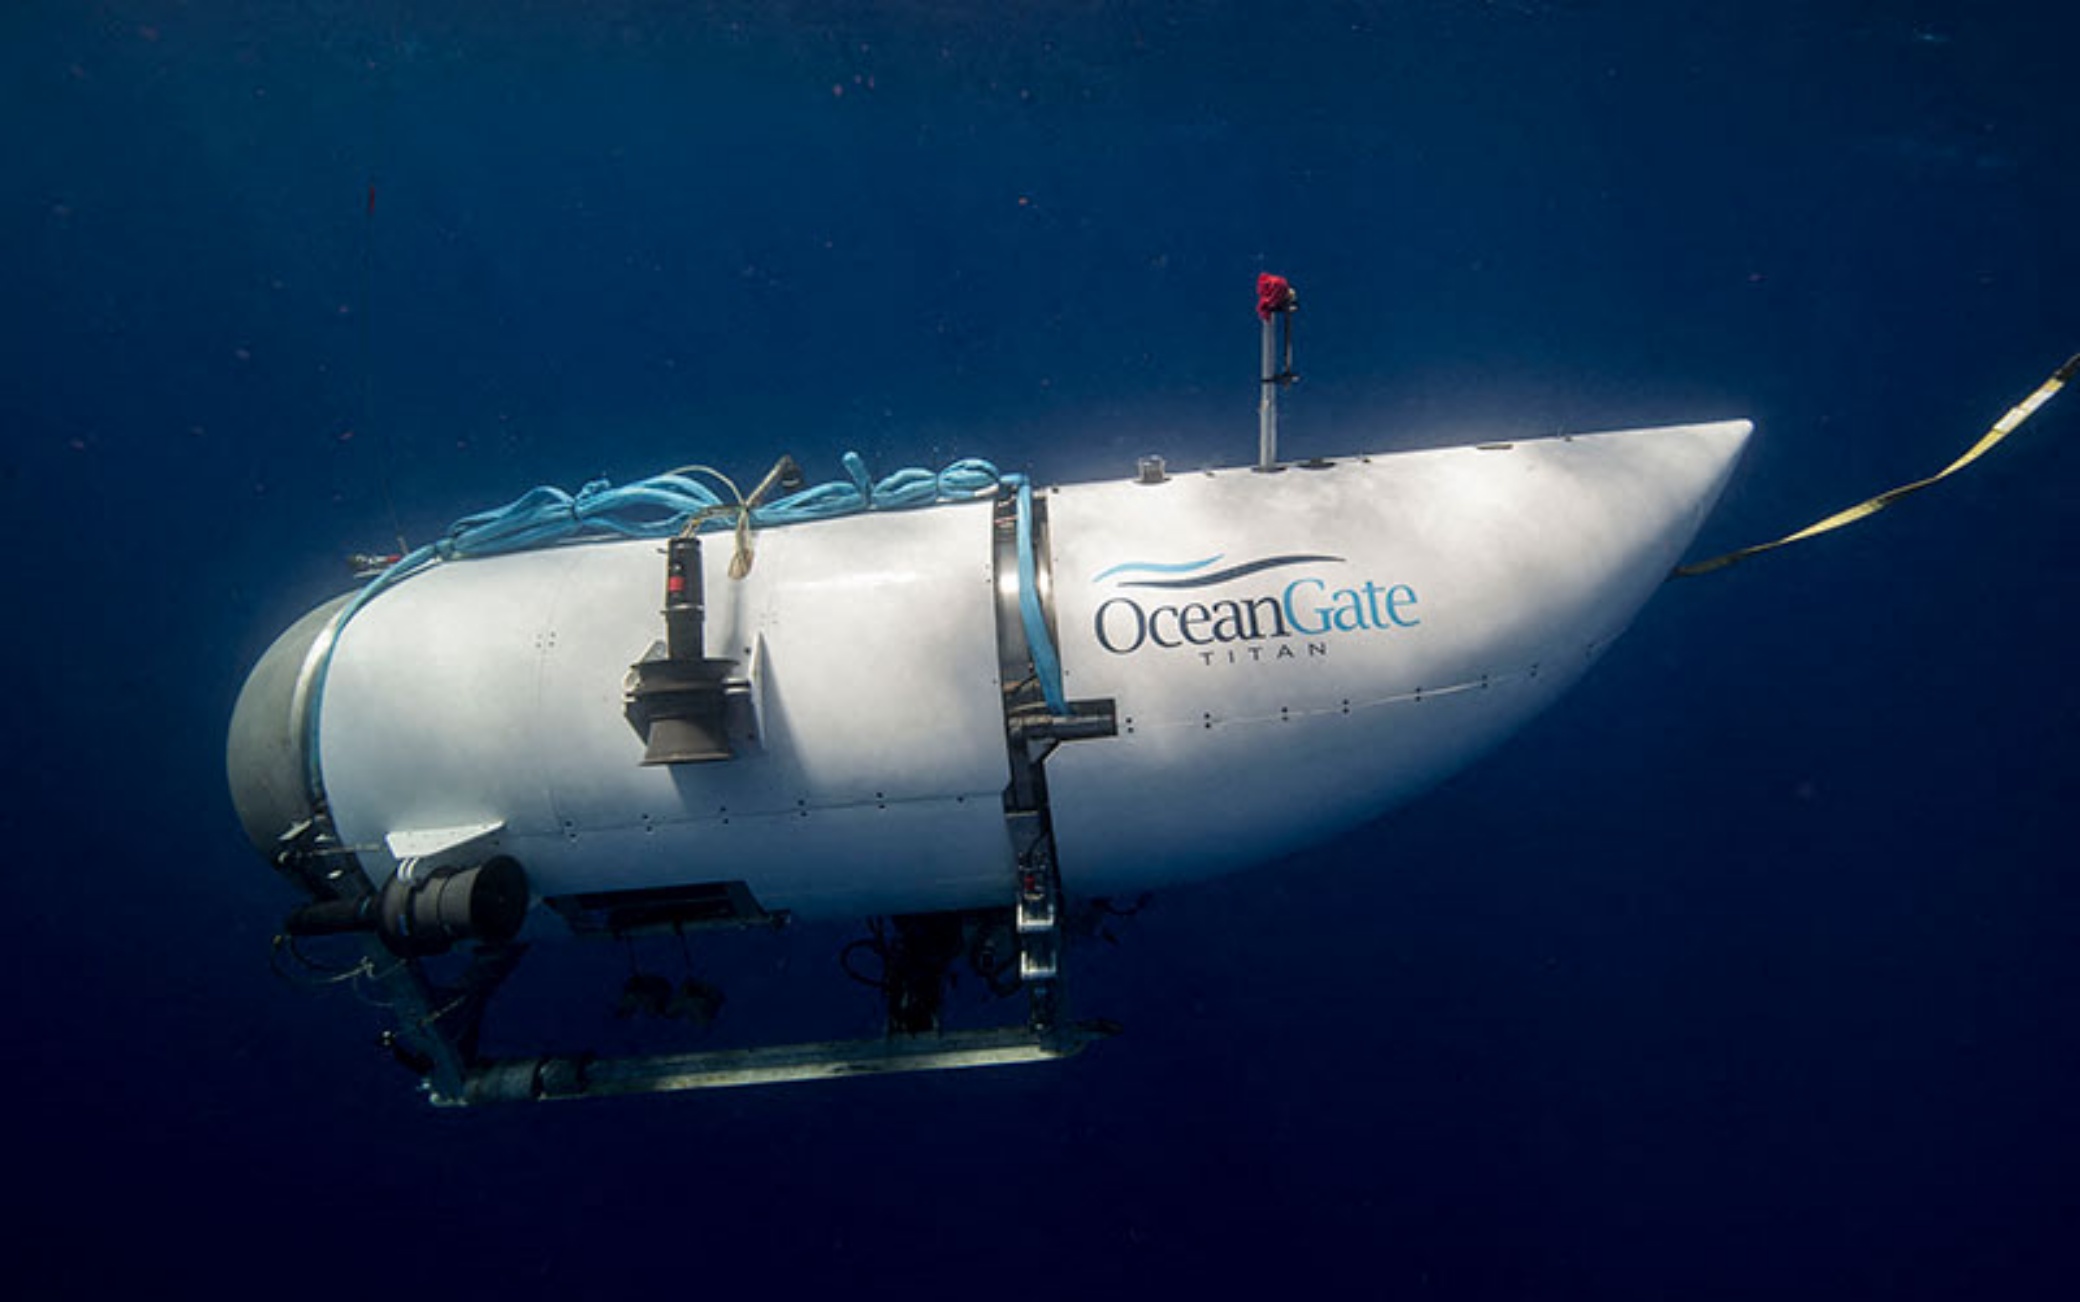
[7,3,2077,1297]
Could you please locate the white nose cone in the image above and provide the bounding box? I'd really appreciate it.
[1042,420,1752,892]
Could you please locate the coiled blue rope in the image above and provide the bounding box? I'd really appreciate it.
[425,452,1002,562]
[303,453,1066,797]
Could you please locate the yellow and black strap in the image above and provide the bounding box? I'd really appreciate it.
[1673,352,2078,578]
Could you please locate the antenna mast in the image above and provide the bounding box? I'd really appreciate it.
[1256,273,1298,470]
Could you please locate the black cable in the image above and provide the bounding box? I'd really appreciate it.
[839,920,893,992]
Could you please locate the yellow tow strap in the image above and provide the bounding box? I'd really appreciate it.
[1673,352,2079,578]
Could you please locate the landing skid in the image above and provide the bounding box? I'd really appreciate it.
[320,854,1108,1107]
[456,1022,1101,1105]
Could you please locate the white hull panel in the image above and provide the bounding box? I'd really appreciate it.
[1045,422,1750,891]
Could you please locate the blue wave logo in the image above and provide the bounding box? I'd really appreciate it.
[1093,553,1345,589]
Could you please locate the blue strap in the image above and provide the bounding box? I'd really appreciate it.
[1012,475,1069,714]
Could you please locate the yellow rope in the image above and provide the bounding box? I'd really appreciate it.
[1674,352,2078,578]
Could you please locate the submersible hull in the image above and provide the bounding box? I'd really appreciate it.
[230,421,1750,925]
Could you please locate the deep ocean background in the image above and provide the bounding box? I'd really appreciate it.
[5,2,2077,1297]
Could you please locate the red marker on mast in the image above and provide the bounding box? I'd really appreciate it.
[1256,274,1298,470]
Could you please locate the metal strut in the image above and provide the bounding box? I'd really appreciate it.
[990,483,1116,1041]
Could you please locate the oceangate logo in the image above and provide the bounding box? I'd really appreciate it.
[1090,553,1420,662]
